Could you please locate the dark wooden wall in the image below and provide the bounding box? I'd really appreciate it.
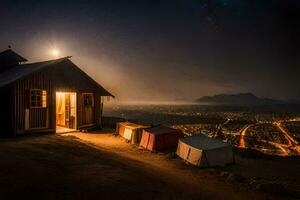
[7,59,108,136]
[13,71,52,134]
[50,60,102,129]
[0,86,14,137]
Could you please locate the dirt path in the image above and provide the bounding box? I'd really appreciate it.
[63,131,279,200]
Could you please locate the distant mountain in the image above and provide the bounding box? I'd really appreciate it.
[196,93,286,106]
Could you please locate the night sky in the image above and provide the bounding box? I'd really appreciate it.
[0,0,299,102]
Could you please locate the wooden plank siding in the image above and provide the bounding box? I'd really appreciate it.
[51,61,102,129]
[13,71,52,134]
[8,59,107,135]
[76,93,102,129]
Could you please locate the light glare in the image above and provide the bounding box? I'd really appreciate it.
[52,49,59,57]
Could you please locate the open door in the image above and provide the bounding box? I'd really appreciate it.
[56,92,76,133]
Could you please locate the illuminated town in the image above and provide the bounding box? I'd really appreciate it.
[105,104,300,156]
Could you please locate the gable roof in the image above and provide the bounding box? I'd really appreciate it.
[0,49,28,63]
[0,57,68,88]
[0,57,114,97]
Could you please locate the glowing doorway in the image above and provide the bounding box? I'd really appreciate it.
[56,92,77,133]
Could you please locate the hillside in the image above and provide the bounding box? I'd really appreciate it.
[196,93,284,106]
[0,133,282,200]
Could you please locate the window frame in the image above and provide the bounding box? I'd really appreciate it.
[83,93,94,107]
[30,89,47,108]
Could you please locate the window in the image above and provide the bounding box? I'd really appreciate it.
[30,89,47,108]
[83,93,94,107]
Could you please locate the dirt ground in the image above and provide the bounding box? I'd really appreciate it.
[0,130,297,200]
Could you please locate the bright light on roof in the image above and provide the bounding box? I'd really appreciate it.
[51,49,59,57]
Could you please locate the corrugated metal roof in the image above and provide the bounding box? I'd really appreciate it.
[0,57,114,97]
[0,57,68,88]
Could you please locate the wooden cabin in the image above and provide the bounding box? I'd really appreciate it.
[0,49,113,137]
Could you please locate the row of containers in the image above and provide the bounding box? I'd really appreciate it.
[115,122,234,168]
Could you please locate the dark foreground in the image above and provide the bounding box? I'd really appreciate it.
[0,132,298,200]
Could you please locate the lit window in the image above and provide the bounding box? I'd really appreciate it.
[30,89,47,108]
[83,93,94,107]
[42,90,47,108]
